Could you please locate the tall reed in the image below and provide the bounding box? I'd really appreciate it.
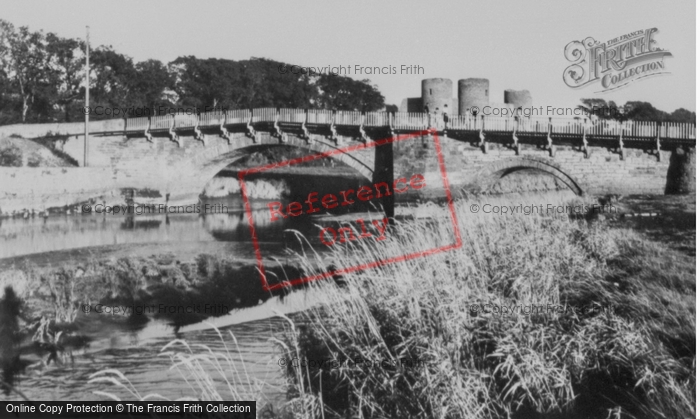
[281,193,695,418]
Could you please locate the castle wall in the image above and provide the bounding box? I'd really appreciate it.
[400,98,424,113]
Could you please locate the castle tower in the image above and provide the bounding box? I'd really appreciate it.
[422,78,453,114]
[458,78,489,115]
[504,89,532,109]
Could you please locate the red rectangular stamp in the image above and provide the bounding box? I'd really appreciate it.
[238,129,462,292]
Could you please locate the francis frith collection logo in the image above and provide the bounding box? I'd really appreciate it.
[563,28,672,93]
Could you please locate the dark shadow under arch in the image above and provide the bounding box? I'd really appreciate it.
[196,137,375,190]
[476,157,585,196]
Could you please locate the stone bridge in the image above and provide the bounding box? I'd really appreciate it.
[0,108,695,214]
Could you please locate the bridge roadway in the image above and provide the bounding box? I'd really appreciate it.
[120,109,695,153]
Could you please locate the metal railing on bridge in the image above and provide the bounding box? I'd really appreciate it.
[629,120,657,138]
[150,114,173,131]
[224,109,251,125]
[587,119,620,137]
[364,111,389,127]
[446,115,480,131]
[122,108,696,143]
[125,116,150,132]
[279,108,306,124]
[251,108,277,123]
[660,122,696,140]
[550,117,587,136]
[334,111,363,126]
[173,113,198,130]
[198,112,225,128]
[306,110,333,124]
[392,112,427,130]
[516,117,550,134]
[483,116,515,132]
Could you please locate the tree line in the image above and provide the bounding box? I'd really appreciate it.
[579,98,695,124]
[0,20,694,126]
[0,20,386,125]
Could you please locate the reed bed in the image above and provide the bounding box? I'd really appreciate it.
[280,193,695,418]
[88,192,695,418]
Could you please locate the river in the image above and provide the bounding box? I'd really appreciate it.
[0,170,386,406]
[0,168,588,406]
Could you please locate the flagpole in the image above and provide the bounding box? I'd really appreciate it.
[84,26,90,167]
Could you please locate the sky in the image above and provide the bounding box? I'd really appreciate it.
[0,0,695,113]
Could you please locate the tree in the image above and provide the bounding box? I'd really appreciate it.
[0,20,52,122]
[88,46,138,118]
[0,18,388,123]
[45,32,84,122]
[168,57,320,111]
[578,98,620,120]
[668,108,696,124]
[240,57,317,109]
[132,59,173,110]
[169,56,244,110]
[580,98,696,124]
[0,20,17,123]
[315,75,385,111]
[623,101,695,123]
[622,101,665,121]
[0,19,388,124]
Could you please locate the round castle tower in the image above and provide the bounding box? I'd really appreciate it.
[458,78,489,115]
[422,78,453,114]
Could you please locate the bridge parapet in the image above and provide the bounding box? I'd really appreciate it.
[660,122,696,139]
[447,114,480,131]
[125,116,149,133]
[224,109,251,125]
[307,110,333,125]
[6,107,688,150]
[149,114,173,132]
[335,110,363,126]
[279,108,306,124]
[550,117,586,136]
[199,111,225,128]
[393,112,428,131]
[516,117,549,133]
[252,108,276,124]
[365,112,390,127]
[629,121,657,138]
[174,113,198,130]
[483,116,515,133]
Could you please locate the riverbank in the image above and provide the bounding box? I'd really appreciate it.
[0,251,321,395]
[277,193,695,418]
[1,192,694,417]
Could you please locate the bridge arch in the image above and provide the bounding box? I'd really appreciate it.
[474,157,585,196]
[176,133,375,203]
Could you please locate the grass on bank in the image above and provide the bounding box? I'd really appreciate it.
[279,193,695,419]
[81,192,695,418]
[88,325,268,403]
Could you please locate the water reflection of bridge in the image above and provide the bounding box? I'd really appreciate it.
[203,209,275,232]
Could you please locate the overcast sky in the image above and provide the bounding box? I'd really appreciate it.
[1,0,695,112]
